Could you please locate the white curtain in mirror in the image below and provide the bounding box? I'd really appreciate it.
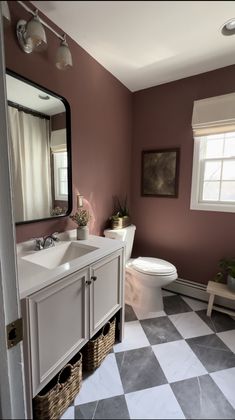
[8,106,52,222]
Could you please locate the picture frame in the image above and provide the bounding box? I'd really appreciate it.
[141,148,180,198]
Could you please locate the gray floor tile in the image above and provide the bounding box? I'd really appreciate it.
[75,396,130,419]
[125,304,138,322]
[186,334,235,372]
[115,347,167,393]
[63,301,235,420]
[196,310,235,333]
[171,374,235,419]
[75,401,97,419]
[140,316,182,345]
[163,295,192,315]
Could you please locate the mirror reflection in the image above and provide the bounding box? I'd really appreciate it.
[6,71,71,224]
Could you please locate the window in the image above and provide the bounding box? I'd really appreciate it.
[191,132,235,212]
[191,92,235,213]
[53,152,68,201]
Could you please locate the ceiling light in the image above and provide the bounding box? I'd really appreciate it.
[38,94,50,100]
[221,18,235,36]
[56,35,73,71]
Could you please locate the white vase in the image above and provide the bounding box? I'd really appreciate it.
[77,226,89,240]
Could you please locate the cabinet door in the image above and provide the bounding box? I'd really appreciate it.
[28,268,89,396]
[90,250,123,336]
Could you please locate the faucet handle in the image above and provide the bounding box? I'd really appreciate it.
[35,237,44,251]
[51,232,59,241]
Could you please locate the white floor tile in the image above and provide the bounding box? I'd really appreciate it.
[113,320,149,352]
[60,406,74,419]
[217,330,235,353]
[211,367,235,409]
[74,354,123,404]
[152,340,207,383]
[125,384,185,419]
[162,289,175,297]
[169,311,213,339]
[133,306,166,320]
[181,296,208,311]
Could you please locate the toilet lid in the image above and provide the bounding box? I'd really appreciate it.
[131,257,177,276]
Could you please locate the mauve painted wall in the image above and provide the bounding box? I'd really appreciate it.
[51,113,66,131]
[132,66,235,285]
[4,2,132,242]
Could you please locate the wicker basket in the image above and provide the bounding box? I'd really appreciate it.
[33,352,82,420]
[83,318,116,371]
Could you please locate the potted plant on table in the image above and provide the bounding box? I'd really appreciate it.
[214,258,235,292]
[70,209,90,240]
[109,195,131,230]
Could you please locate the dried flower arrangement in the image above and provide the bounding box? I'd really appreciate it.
[70,209,90,227]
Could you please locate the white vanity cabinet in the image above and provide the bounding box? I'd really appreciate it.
[23,249,124,398]
[90,250,123,336]
[25,267,89,396]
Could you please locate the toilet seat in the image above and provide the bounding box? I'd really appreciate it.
[127,257,177,276]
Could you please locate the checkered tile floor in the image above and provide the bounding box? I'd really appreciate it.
[61,291,235,419]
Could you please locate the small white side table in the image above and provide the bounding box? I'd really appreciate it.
[206,281,235,317]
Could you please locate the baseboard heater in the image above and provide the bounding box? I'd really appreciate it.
[164,277,235,312]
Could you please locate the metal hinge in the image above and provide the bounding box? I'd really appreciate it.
[6,318,23,349]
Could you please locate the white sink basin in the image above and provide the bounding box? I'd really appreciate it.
[22,242,98,269]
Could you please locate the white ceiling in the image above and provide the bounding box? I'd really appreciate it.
[32,1,235,92]
[6,74,65,115]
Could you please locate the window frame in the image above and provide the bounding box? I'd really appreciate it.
[190,135,235,213]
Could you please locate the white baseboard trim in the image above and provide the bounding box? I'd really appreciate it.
[164,278,235,311]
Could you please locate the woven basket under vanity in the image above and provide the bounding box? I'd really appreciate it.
[33,352,82,420]
[83,318,116,371]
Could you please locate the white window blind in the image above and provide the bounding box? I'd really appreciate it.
[192,93,235,136]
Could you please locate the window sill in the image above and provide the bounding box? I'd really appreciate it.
[190,201,235,213]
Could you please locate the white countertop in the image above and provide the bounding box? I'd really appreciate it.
[17,230,125,299]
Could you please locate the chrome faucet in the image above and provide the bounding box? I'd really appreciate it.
[35,232,59,250]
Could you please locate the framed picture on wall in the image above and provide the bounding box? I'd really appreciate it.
[141,148,180,197]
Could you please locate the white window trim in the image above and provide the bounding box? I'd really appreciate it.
[190,137,235,213]
[58,167,68,197]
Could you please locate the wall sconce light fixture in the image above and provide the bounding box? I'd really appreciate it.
[1,1,11,24]
[17,10,47,53]
[16,1,73,70]
[56,35,73,70]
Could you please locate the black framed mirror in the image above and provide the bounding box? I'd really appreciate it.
[6,69,72,224]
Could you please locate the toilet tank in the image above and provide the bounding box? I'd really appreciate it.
[104,224,136,262]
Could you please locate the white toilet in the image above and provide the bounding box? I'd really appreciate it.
[104,224,178,312]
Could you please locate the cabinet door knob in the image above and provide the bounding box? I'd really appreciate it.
[91,276,97,281]
[86,280,92,285]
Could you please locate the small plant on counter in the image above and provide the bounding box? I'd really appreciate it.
[70,209,90,227]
